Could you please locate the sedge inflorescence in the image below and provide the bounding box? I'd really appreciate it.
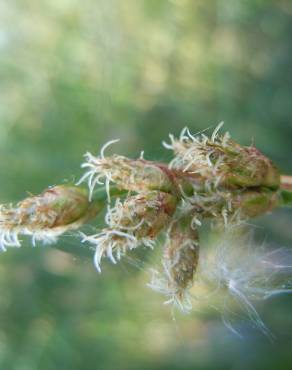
[1,123,291,336]
[77,124,286,318]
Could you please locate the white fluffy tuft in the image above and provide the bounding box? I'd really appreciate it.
[195,229,292,337]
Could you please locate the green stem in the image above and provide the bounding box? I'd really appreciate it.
[92,186,128,202]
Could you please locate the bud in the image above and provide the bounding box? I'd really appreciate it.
[0,185,99,250]
[164,125,280,190]
[148,216,199,312]
[81,191,177,272]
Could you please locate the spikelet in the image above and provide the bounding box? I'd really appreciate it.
[81,191,177,272]
[148,216,199,312]
[178,188,280,230]
[0,185,98,250]
[77,140,175,200]
[163,124,280,190]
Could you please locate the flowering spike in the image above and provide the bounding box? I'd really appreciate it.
[78,151,176,198]
[0,185,100,249]
[167,125,280,190]
[148,216,199,312]
[82,191,177,271]
[179,188,281,230]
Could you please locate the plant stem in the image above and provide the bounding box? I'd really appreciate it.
[92,186,128,202]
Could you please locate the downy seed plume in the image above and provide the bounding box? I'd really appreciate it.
[195,228,292,337]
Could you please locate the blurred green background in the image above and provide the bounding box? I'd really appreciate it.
[0,0,292,369]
